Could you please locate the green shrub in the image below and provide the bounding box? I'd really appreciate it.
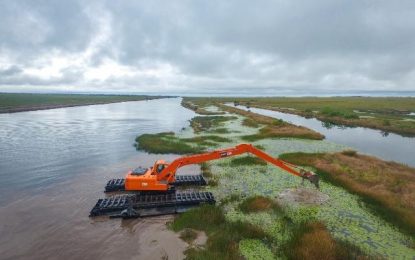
[135,132,203,154]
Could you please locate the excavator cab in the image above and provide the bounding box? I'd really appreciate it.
[152,160,169,175]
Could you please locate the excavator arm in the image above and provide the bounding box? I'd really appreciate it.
[158,143,319,188]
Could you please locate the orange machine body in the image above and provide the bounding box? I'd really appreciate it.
[124,143,318,191]
[124,160,170,191]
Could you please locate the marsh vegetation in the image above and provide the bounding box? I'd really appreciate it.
[213,96,415,136]
[135,132,230,154]
[280,151,415,237]
[190,116,237,133]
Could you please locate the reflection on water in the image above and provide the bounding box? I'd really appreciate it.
[227,104,415,167]
[0,98,198,259]
[0,98,195,202]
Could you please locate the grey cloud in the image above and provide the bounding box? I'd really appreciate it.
[0,66,23,77]
[0,0,414,94]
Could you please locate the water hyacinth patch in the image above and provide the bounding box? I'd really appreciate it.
[239,239,274,260]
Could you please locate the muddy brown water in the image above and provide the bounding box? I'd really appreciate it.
[0,98,197,259]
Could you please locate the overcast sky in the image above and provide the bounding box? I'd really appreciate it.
[0,1,415,96]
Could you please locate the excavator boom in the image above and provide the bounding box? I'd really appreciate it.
[158,143,319,188]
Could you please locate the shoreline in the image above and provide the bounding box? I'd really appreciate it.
[0,101,146,114]
[0,93,173,114]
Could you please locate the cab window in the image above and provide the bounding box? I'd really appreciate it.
[156,164,165,173]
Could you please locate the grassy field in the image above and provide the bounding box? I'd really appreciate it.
[0,93,166,113]
[207,96,415,136]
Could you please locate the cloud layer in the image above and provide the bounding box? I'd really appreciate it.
[1,0,415,95]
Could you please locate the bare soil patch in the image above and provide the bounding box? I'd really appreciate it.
[277,187,329,205]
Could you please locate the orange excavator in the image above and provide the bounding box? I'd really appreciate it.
[89,143,318,218]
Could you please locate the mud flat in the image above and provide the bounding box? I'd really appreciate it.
[277,187,330,205]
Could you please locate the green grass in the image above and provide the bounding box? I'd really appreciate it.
[134,132,231,154]
[0,93,163,113]
[208,127,230,134]
[182,135,230,144]
[135,132,204,154]
[321,106,359,119]
[230,156,267,166]
[220,194,242,206]
[190,116,237,133]
[200,163,219,186]
[217,96,415,114]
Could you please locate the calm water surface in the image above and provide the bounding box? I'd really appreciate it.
[227,104,415,167]
[0,98,195,202]
[0,98,197,259]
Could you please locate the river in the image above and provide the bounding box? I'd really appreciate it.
[0,98,198,259]
[227,104,415,167]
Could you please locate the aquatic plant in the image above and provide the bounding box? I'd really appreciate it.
[230,156,267,166]
[182,135,230,143]
[135,132,204,154]
[239,239,274,260]
[135,132,231,154]
[190,116,237,133]
[242,118,259,128]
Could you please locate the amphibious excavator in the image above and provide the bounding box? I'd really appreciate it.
[89,143,319,218]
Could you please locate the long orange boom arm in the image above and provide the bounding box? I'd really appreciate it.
[159,143,319,188]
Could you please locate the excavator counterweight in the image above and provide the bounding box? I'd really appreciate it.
[89,143,319,218]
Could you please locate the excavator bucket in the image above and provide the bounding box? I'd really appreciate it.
[300,172,319,189]
[307,174,320,189]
